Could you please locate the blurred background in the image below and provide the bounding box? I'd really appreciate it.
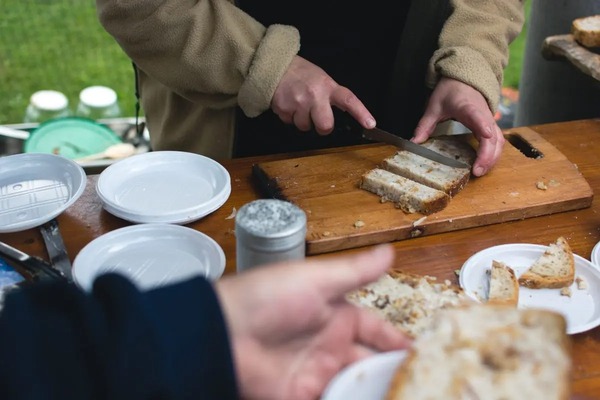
[0,0,532,126]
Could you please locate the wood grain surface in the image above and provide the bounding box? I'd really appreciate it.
[254,127,594,255]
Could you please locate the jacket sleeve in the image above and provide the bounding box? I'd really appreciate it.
[426,0,525,112]
[0,274,238,400]
[95,0,299,117]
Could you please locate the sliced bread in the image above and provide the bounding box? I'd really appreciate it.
[487,260,519,306]
[386,305,571,400]
[382,152,470,197]
[420,136,477,167]
[518,237,575,289]
[572,15,600,48]
[346,270,471,338]
[360,168,450,215]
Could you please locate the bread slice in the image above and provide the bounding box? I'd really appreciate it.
[420,136,477,168]
[572,15,600,48]
[487,260,519,306]
[346,270,471,338]
[383,152,470,197]
[386,305,571,400]
[518,237,575,289]
[360,168,449,215]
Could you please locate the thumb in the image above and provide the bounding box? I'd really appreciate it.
[412,109,440,144]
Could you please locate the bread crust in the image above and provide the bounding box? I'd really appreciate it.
[518,237,575,289]
[572,15,600,48]
[488,260,519,306]
[386,305,572,400]
[360,168,450,215]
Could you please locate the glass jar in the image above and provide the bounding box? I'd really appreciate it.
[235,199,307,272]
[23,90,71,123]
[75,86,121,121]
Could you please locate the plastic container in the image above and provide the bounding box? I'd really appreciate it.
[23,90,71,123]
[235,199,307,272]
[76,86,121,121]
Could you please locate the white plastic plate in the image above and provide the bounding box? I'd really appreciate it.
[321,350,407,400]
[96,151,231,224]
[0,153,86,233]
[72,224,226,292]
[592,241,600,268]
[459,243,600,335]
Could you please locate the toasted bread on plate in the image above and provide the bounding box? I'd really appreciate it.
[518,237,575,289]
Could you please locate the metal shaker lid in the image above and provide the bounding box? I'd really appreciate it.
[235,199,307,252]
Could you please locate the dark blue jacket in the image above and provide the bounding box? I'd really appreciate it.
[0,274,238,399]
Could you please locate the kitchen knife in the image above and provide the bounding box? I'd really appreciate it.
[362,127,470,169]
[0,241,66,283]
[39,219,73,282]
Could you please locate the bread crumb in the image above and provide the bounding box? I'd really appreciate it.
[322,231,332,237]
[413,216,427,227]
[509,192,520,197]
[536,181,548,190]
[454,269,461,277]
[225,207,237,220]
[410,228,423,238]
[354,220,365,228]
[576,276,588,290]
[560,287,572,297]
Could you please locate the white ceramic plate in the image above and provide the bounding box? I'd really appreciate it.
[591,241,600,268]
[72,224,226,292]
[321,350,407,400]
[96,151,231,224]
[459,243,600,334]
[0,153,86,233]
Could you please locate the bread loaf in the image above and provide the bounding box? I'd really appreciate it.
[360,168,449,215]
[386,305,571,400]
[572,15,600,48]
[487,260,519,306]
[346,270,471,338]
[518,237,575,289]
[420,136,477,167]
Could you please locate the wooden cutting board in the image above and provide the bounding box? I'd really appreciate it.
[253,127,594,255]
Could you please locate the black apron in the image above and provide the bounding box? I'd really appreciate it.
[233,2,410,157]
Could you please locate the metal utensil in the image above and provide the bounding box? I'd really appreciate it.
[362,127,470,169]
[39,219,73,282]
[0,241,66,283]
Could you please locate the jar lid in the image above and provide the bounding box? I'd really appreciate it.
[235,199,307,251]
[79,86,118,108]
[30,90,69,112]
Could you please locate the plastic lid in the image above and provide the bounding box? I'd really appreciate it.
[79,86,118,108]
[24,117,122,159]
[30,90,69,111]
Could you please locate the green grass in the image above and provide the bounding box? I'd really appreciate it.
[0,0,531,125]
[0,0,136,124]
[504,0,532,89]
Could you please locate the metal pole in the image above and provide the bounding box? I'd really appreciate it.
[514,0,600,126]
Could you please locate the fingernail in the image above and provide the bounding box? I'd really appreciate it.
[474,166,485,176]
[365,118,376,129]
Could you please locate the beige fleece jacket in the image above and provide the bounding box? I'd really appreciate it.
[95,0,524,160]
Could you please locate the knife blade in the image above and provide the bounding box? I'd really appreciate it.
[39,219,73,282]
[362,127,470,169]
[0,241,66,283]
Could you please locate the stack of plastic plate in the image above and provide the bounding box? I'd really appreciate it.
[95,151,231,224]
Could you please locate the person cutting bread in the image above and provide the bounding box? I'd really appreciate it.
[94,0,524,177]
[0,245,410,399]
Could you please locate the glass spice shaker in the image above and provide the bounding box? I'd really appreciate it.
[235,199,307,272]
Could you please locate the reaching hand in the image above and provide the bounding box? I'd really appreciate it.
[271,55,376,134]
[216,245,410,400]
[412,77,505,177]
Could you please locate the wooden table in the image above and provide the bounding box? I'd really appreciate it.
[1,118,600,397]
